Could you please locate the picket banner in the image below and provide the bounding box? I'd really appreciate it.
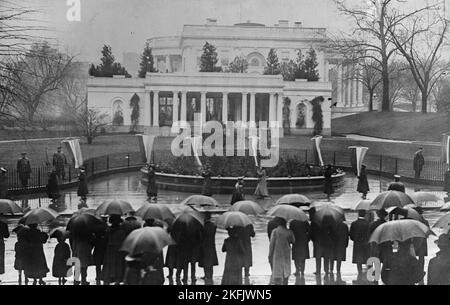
[348,146,369,177]
[61,138,84,169]
[311,135,324,166]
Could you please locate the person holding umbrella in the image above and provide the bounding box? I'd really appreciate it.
[102,214,127,285]
[200,165,213,197]
[221,227,245,285]
[146,164,158,202]
[427,234,450,285]
[69,229,94,285]
[369,209,390,264]
[267,217,285,241]
[77,167,89,202]
[0,168,9,199]
[0,214,9,283]
[350,210,371,281]
[51,230,71,285]
[323,165,334,201]
[290,218,310,278]
[318,215,335,281]
[143,218,165,285]
[269,218,295,285]
[21,224,49,285]
[308,208,322,279]
[199,212,218,284]
[357,164,369,199]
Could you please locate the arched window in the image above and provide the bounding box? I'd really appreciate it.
[250,58,259,67]
[112,100,124,126]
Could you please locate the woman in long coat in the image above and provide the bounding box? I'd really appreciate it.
[333,221,349,282]
[46,169,60,201]
[356,165,369,199]
[146,164,157,201]
[77,167,88,201]
[323,165,334,200]
[230,178,245,205]
[318,216,335,277]
[102,215,127,285]
[199,214,218,284]
[269,219,295,285]
[237,224,255,278]
[349,210,370,279]
[13,225,27,285]
[290,219,310,277]
[254,167,269,199]
[21,224,49,285]
[201,167,213,197]
[221,227,245,285]
[0,217,9,280]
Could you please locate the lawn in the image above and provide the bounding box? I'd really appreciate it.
[332,112,450,142]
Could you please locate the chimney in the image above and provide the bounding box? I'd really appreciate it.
[278,20,289,27]
[294,21,302,28]
[206,18,217,26]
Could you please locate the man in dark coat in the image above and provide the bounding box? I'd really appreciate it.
[77,167,88,201]
[237,224,255,280]
[427,234,450,285]
[333,221,349,283]
[369,209,390,263]
[17,152,31,188]
[413,206,428,285]
[357,165,369,199]
[52,146,67,180]
[199,213,218,284]
[323,165,334,200]
[146,164,157,202]
[201,166,213,197]
[290,219,310,277]
[413,147,425,179]
[387,175,405,193]
[0,168,9,199]
[350,210,370,280]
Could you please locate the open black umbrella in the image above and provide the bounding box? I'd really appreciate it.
[171,209,204,245]
[96,199,134,216]
[0,199,22,215]
[120,227,174,256]
[370,191,415,210]
[67,213,107,239]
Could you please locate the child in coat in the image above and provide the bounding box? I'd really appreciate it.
[13,225,27,285]
[52,232,71,285]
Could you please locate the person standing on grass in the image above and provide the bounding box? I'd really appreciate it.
[413,147,425,179]
[17,152,31,188]
[350,210,371,281]
[0,214,9,283]
[269,218,295,285]
[0,167,9,199]
[53,146,67,181]
[357,165,369,199]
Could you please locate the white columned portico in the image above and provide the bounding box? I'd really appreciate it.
[222,92,228,124]
[172,91,179,127]
[351,78,357,108]
[180,91,187,122]
[269,93,276,128]
[241,92,248,127]
[200,91,207,125]
[277,92,283,129]
[249,92,256,128]
[153,91,159,127]
[336,65,342,107]
[143,91,151,126]
[346,67,352,107]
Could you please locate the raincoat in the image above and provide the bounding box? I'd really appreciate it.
[254,168,269,198]
[199,220,218,268]
[221,235,245,285]
[349,218,370,264]
[290,220,310,261]
[269,226,295,280]
[21,227,49,279]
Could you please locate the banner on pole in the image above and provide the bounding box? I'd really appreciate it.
[311,136,324,166]
[348,146,369,177]
[61,138,84,169]
[137,134,156,164]
[191,135,203,167]
[249,136,259,167]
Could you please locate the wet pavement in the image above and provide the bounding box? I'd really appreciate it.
[0,170,447,285]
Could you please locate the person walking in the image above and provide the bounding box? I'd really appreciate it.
[230,177,245,205]
[323,165,334,201]
[46,168,61,202]
[221,227,245,285]
[201,165,213,197]
[290,219,310,278]
[413,147,425,179]
[333,220,349,284]
[357,165,369,199]
[254,166,269,199]
[0,215,9,283]
[21,224,49,285]
[238,224,255,280]
[269,218,295,285]
[77,167,89,202]
[17,152,31,188]
[387,175,405,193]
[199,212,218,284]
[102,215,127,285]
[0,167,9,199]
[427,234,450,285]
[52,232,71,285]
[349,210,371,281]
[146,164,158,202]
[52,146,67,181]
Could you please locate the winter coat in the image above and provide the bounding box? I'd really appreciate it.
[221,236,245,285]
[17,158,31,179]
[201,170,213,196]
[254,169,269,197]
[323,167,334,195]
[230,182,245,205]
[199,221,218,268]
[413,152,425,172]
[46,172,60,200]
[267,217,284,240]
[146,168,157,197]
[290,220,310,261]
[349,218,370,264]
[237,224,255,268]
[52,242,71,277]
[334,222,349,261]
[101,225,127,283]
[70,236,94,268]
[427,250,450,285]
[0,220,9,274]
[77,172,89,197]
[21,227,49,279]
[269,226,295,280]
[381,252,424,285]
[357,168,369,194]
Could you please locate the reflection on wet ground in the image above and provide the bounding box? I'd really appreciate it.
[1,170,447,285]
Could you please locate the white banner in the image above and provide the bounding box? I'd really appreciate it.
[61,138,84,169]
[311,135,324,166]
[137,134,156,164]
[249,136,259,167]
[191,135,203,167]
[348,146,369,176]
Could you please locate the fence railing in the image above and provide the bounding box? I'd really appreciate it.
[5,148,447,192]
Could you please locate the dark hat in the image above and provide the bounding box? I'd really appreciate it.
[57,146,62,149]
[436,234,450,249]
[21,152,27,155]
[377,209,388,217]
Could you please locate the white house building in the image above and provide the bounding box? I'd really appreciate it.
[87,19,365,137]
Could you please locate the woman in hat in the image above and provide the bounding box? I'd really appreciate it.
[0,167,8,199]
[46,168,61,202]
[230,177,245,205]
[254,166,269,199]
[428,234,450,285]
[13,225,27,285]
[77,167,88,202]
[146,164,158,202]
[21,224,49,285]
[356,164,369,199]
[102,214,127,285]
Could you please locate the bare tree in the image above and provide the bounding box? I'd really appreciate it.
[388,12,449,113]
[76,108,109,144]
[332,0,434,112]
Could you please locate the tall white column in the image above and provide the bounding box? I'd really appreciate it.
[249,92,256,128]
[172,91,179,127]
[352,78,357,108]
[144,91,151,126]
[200,91,207,124]
[336,65,342,107]
[277,92,283,129]
[180,91,187,122]
[222,92,228,124]
[241,92,248,126]
[269,93,276,128]
[153,91,159,127]
[346,67,352,107]
[358,78,364,106]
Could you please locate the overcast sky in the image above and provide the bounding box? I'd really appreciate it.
[26,0,351,63]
